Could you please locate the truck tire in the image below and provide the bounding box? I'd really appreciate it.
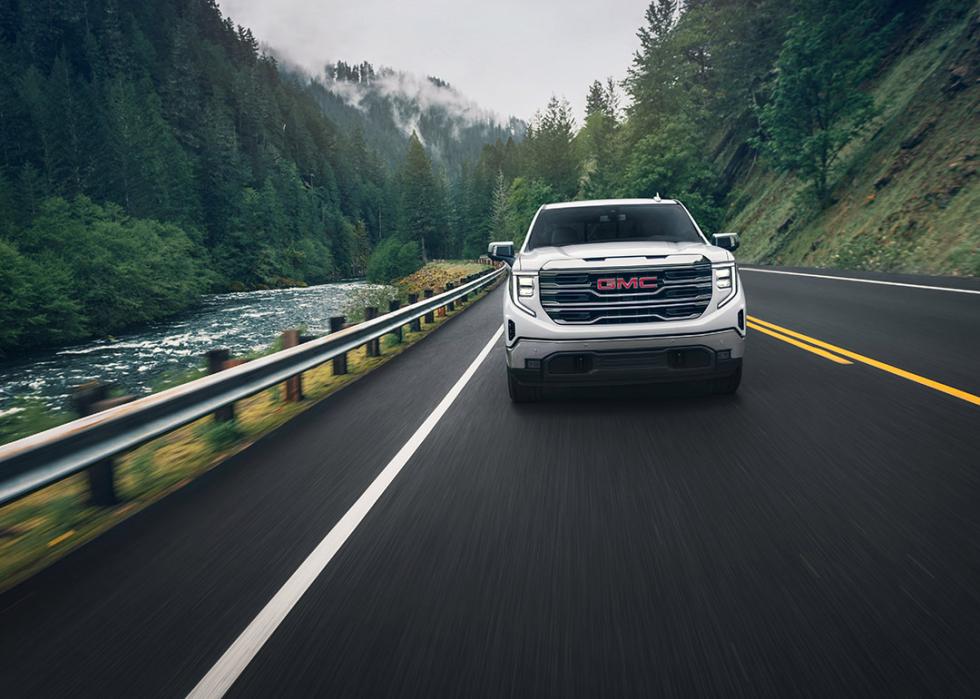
[507,370,541,403]
[712,364,742,395]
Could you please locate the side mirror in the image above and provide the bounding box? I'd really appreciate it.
[488,241,515,266]
[712,232,740,252]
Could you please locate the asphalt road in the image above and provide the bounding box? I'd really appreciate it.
[2,266,979,697]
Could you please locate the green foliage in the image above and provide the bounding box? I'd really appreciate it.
[0,196,209,352]
[756,0,894,202]
[619,120,724,232]
[503,178,557,247]
[523,97,579,199]
[367,238,422,283]
[397,133,450,259]
[578,79,622,199]
[0,0,398,352]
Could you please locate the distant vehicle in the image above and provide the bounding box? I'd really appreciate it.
[488,198,745,402]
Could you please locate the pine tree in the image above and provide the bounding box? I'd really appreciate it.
[585,80,608,119]
[398,132,448,260]
[524,97,578,199]
[490,170,509,242]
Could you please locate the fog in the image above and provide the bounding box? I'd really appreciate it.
[218,0,648,121]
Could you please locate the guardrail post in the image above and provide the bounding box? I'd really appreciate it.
[281,330,304,401]
[461,277,469,303]
[206,349,236,422]
[329,316,347,375]
[424,289,434,323]
[365,307,380,356]
[408,294,420,331]
[71,382,135,506]
[388,299,402,343]
[445,283,455,313]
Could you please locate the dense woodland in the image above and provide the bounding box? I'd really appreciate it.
[468,0,973,256]
[0,0,974,354]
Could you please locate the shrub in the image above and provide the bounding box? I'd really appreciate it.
[366,239,422,283]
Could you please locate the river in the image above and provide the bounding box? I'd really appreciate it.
[0,281,378,413]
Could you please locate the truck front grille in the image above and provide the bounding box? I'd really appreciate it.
[538,262,712,325]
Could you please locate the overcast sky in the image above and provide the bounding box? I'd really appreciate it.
[217,0,649,123]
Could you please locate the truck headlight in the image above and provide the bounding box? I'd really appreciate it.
[510,273,536,316]
[716,267,732,288]
[715,265,738,308]
[517,276,534,297]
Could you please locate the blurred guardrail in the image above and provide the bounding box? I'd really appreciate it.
[0,267,505,507]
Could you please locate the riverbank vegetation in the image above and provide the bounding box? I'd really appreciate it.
[0,273,498,590]
[0,0,491,355]
[345,260,489,321]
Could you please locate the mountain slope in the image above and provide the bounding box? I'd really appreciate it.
[728,5,979,276]
[294,61,525,176]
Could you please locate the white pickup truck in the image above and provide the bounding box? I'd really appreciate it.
[488,198,745,402]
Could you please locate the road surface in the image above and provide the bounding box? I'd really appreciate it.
[2,266,979,697]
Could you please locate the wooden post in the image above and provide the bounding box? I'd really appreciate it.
[445,283,455,313]
[71,382,134,506]
[329,316,347,375]
[206,349,235,422]
[408,293,421,332]
[388,299,402,343]
[424,289,434,323]
[281,330,304,401]
[461,277,469,303]
[365,307,380,356]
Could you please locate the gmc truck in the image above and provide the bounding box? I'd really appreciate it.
[488,198,745,402]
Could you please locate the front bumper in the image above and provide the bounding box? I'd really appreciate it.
[505,330,743,387]
[503,266,746,387]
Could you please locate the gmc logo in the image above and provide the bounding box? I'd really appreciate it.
[596,276,658,291]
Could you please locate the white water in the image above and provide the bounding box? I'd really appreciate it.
[0,281,376,410]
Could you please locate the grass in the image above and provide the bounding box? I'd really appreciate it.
[0,264,496,591]
[397,260,491,295]
[729,3,979,276]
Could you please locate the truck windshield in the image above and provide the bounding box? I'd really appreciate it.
[525,203,704,250]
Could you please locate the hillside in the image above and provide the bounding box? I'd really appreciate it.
[0,0,506,355]
[297,61,525,177]
[727,5,979,276]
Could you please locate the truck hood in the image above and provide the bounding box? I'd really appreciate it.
[514,241,733,272]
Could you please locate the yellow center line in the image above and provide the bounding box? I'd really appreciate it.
[749,315,980,407]
[746,321,852,364]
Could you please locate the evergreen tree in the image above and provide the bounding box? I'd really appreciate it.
[397,132,448,260]
[524,97,578,199]
[489,171,510,242]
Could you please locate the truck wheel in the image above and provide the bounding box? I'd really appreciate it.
[712,365,742,395]
[507,370,541,403]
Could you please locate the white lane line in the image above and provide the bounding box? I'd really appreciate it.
[740,267,980,295]
[187,325,504,699]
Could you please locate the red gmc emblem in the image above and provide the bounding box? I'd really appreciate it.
[596,276,658,290]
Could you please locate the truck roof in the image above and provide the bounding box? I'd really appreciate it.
[541,198,679,210]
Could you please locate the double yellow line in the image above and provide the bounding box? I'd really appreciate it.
[746,315,980,407]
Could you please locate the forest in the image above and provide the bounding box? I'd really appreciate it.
[1,0,976,354]
[468,0,977,264]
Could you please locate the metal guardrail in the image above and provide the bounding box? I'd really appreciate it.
[0,267,506,506]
